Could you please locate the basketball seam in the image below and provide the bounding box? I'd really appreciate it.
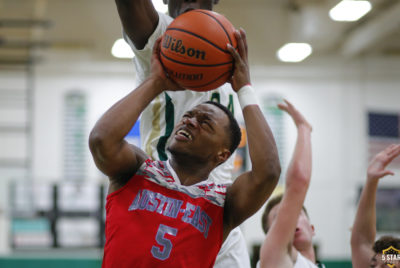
[193,10,233,46]
[161,50,233,67]
[186,70,231,89]
[166,28,230,54]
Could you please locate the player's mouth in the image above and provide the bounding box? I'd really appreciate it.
[175,129,193,141]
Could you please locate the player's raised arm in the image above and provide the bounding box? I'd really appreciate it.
[89,39,183,192]
[259,100,312,267]
[351,144,400,268]
[223,29,281,235]
[114,0,159,49]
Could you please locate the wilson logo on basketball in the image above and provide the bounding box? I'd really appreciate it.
[162,34,206,60]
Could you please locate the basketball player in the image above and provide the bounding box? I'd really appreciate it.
[89,31,281,267]
[260,195,325,268]
[258,100,321,268]
[351,144,400,268]
[114,0,250,267]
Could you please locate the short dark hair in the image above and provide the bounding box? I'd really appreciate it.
[205,101,241,154]
[261,194,310,234]
[373,236,400,253]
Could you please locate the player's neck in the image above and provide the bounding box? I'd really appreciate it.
[298,245,316,263]
[168,157,213,186]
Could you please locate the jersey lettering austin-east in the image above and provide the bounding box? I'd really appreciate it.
[102,159,228,268]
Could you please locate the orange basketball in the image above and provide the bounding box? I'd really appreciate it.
[160,10,237,92]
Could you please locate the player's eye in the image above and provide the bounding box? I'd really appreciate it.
[182,112,192,118]
[200,118,213,131]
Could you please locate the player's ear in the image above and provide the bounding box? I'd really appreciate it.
[163,0,168,5]
[217,149,230,165]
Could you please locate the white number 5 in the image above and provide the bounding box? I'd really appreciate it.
[151,224,178,260]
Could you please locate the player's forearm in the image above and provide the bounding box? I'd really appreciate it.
[115,0,158,50]
[89,77,163,155]
[285,125,312,190]
[269,126,311,249]
[243,105,280,184]
[115,0,155,19]
[351,179,378,246]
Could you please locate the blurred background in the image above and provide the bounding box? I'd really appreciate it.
[1,0,400,267]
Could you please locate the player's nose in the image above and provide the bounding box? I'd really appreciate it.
[182,116,199,128]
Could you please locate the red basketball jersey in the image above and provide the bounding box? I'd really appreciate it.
[102,159,229,268]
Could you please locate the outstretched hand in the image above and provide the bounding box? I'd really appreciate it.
[227,28,251,92]
[150,37,185,92]
[278,99,312,131]
[367,144,400,181]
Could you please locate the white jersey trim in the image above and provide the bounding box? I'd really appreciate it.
[137,159,231,207]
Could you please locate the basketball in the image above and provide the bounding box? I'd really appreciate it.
[160,10,237,91]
